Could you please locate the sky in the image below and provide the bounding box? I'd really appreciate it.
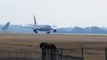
[0,0,107,27]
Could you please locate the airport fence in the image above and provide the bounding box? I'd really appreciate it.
[40,43,107,60]
[1,42,107,60]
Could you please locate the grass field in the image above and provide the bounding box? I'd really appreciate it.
[0,33,107,60]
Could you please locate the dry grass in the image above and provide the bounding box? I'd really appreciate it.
[0,33,107,60]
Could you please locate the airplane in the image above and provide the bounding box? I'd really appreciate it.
[0,22,10,32]
[26,15,57,34]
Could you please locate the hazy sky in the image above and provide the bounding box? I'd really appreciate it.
[0,0,107,27]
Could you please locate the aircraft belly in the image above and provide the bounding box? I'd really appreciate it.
[37,28,51,31]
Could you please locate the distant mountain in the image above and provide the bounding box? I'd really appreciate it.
[55,27,73,33]
[56,26,107,34]
[84,26,107,34]
[1,25,107,34]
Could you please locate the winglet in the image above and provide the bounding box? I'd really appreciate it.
[1,22,10,31]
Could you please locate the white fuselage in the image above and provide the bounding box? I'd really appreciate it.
[34,25,52,31]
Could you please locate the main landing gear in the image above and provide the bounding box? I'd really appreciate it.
[33,29,38,33]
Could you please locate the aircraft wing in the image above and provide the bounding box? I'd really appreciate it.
[52,26,68,29]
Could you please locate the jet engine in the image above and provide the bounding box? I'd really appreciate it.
[53,29,57,32]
